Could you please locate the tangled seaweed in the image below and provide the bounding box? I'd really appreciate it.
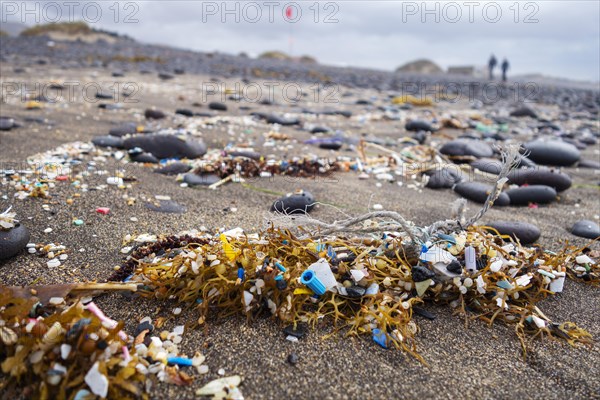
[119,226,596,362]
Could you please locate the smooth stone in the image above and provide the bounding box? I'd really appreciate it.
[0,117,15,130]
[267,115,300,126]
[287,353,299,365]
[523,140,580,166]
[131,153,159,164]
[208,102,227,111]
[310,126,330,134]
[412,306,436,320]
[345,285,366,298]
[271,191,315,214]
[562,138,587,150]
[571,220,600,240]
[507,168,572,192]
[485,221,541,244]
[454,182,510,206]
[440,139,494,158]
[319,141,342,150]
[470,158,502,175]
[123,135,207,159]
[577,159,600,169]
[405,120,435,132]
[134,321,154,336]
[144,109,166,120]
[183,173,220,186]
[175,109,194,117]
[510,105,538,118]
[505,185,557,205]
[0,224,30,260]
[95,92,113,100]
[145,200,186,214]
[154,162,191,175]
[91,135,124,148]
[109,123,137,137]
[228,150,261,160]
[515,154,537,168]
[411,131,427,145]
[425,168,463,189]
[412,265,435,282]
[283,323,307,338]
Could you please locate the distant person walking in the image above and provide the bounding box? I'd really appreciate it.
[501,58,510,82]
[488,54,497,80]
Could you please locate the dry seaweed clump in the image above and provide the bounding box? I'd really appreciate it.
[0,287,207,399]
[119,226,596,361]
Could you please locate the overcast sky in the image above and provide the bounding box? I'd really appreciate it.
[2,1,599,81]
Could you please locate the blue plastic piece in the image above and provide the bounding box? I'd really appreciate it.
[275,262,287,272]
[315,243,326,252]
[275,275,284,281]
[327,245,336,259]
[372,329,388,349]
[437,233,456,245]
[237,267,245,280]
[421,244,428,254]
[300,270,326,296]
[167,357,193,367]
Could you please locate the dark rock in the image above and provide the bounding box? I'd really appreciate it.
[123,134,207,159]
[507,168,572,192]
[515,154,537,168]
[319,141,342,150]
[411,265,435,282]
[267,115,299,126]
[92,135,124,148]
[271,191,315,214]
[355,99,372,105]
[283,323,307,338]
[287,352,299,365]
[412,306,436,320]
[208,102,227,111]
[145,200,186,214]
[154,162,191,175]
[440,139,494,158]
[0,224,30,260]
[310,126,330,134]
[182,173,220,186]
[174,68,185,75]
[523,140,580,166]
[228,150,261,160]
[131,153,159,164]
[485,221,541,244]
[95,92,114,100]
[577,159,600,169]
[562,138,587,150]
[0,117,15,131]
[406,120,435,132]
[510,105,538,118]
[175,109,194,117]
[454,182,510,206]
[505,185,557,205]
[411,131,427,144]
[109,123,138,137]
[112,71,125,77]
[158,73,174,80]
[425,168,463,189]
[134,321,154,336]
[144,109,166,120]
[470,158,502,175]
[570,220,600,240]
[446,260,462,274]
